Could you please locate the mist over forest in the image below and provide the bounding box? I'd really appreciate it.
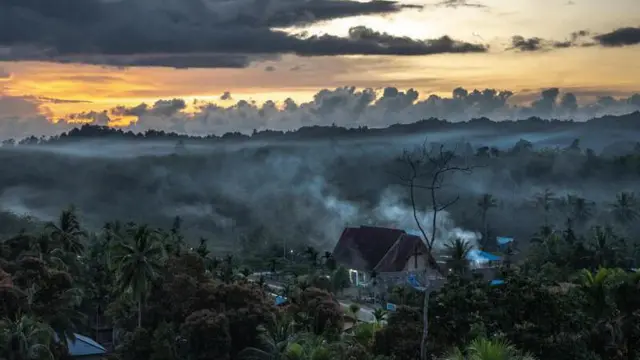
[2,111,640,254]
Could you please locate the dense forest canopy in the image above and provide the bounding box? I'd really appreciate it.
[1,112,640,360]
[1,112,640,251]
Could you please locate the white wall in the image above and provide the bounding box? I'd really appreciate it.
[403,255,428,272]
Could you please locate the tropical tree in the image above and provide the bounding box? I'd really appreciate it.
[304,247,319,269]
[45,206,87,256]
[610,192,639,227]
[322,252,336,273]
[441,338,537,360]
[110,225,165,328]
[444,238,472,275]
[0,315,56,360]
[477,194,497,248]
[578,267,620,319]
[237,314,297,360]
[533,189,556,226]
[372,309,387,325]
[559,194,594,227]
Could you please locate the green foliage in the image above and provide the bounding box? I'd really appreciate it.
[331,267,351,294]
[1,200,640,360]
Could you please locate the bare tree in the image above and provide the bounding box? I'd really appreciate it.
[394,141,473,360]
[477,193,497,248]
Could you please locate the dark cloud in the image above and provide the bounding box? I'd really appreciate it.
[530,88,560,116]
[0,0,490,68]
[434,0,487,8]
[220,92,233,101]
[111,103,148,117]
[295,26,487,56]
[150,99,187,117]
[508,30,593,52]
[110,99,186,118]
[509,36,545,52]
[265,66,276,72]
[68,110,110,125]
[593,27,640,47]
[35,96,92,104]
[4,86,639,140]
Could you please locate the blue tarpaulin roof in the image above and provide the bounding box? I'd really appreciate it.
[407,273,426,291]
[497,237,514,245]
[54,333,106,357]
[467,249,502,262]
[275,296,287,305]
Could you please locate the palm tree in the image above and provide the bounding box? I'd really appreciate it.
[110,225,165,328]
[0,315,56,360]
[578,267,621,319]
[441,338,537,360]
[46,206,87,256]
[372,309,387,325]
[321,252,336,273]
[195,237,209,258]
[444,238,473,275]
[588,227,618,269]
[237,314,296,360]
[610,192,639,227]
[559,195,594,227]
[533,188,556,226]
[477,194,497,248]
[38,287,86,349]
[304,247,319,269]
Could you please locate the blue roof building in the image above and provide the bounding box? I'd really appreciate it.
[467,249,502,264]
[55,333,107,359]
[496,237,514,246]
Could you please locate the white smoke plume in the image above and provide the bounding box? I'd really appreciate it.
[312,184,480,251]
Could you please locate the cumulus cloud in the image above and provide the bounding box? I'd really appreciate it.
[594,27,640,47]
[0,95,76,139]
[0,0,487,68]
[2,86,640,140]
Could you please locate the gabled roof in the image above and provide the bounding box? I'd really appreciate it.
[375,232,426,272]
[54,333,107,357]
[332,226,428,272]
[333,226,405,271]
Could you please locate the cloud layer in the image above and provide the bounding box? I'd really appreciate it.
[1,86,639,140]
[0,0,490,68]
[508,27,640,52]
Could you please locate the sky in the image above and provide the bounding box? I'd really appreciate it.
[0,0,639,139]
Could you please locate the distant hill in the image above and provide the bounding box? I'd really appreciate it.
[3,111,640,148]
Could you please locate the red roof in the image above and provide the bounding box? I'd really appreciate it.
[332,226,428,272]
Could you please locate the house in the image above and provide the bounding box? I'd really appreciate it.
[55,333,108,360]
[332,226,433,287]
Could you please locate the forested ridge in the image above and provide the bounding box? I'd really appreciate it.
[1,114,640,359]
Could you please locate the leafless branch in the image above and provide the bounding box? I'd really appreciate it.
[392,139,477,360]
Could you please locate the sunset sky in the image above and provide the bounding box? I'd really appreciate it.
[0,0,639,137]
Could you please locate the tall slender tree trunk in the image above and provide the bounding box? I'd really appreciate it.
[137,296,142,328]
[481,210,488,248]
[420,283,432,360]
